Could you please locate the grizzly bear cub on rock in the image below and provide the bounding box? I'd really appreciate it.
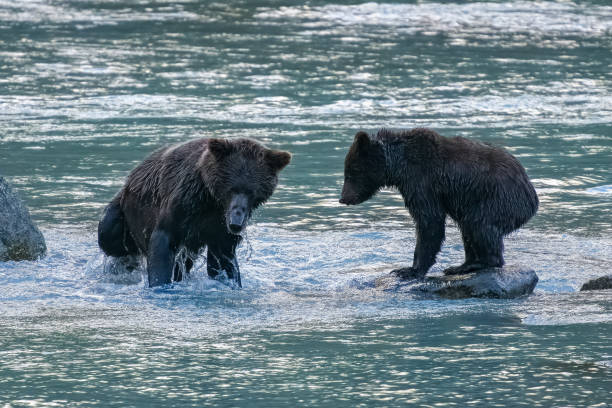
[98,138,291,287]
[340,128,538,280]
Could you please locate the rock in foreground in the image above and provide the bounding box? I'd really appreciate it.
[0,177,46,261]
[377,266,538,299]
[580,275,612,291]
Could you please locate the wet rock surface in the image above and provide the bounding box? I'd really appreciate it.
[0,177,46,261]
[580,275,612,291]
[377,266,539,299]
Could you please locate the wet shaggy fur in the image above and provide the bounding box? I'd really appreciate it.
[98,138,291,287]
[340,128,538,279]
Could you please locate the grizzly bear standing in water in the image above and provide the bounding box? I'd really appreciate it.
[340,128,538,279]
[98,138,291,287]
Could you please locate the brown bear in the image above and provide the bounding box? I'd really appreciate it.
[98,138,291,287]
[340,128,538,279]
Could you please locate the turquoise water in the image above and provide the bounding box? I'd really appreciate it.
[1,1,611,406]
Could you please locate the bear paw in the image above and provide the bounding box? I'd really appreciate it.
[390,267,426,281]
[444,263,489,276]
[443,265,467,276]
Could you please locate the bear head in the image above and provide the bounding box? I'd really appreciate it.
[340,131,386,205]
[202,138,291,235]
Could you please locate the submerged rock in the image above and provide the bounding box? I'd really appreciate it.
[0,176,46,261]
[377,266,538,299]
[580,275,612,291]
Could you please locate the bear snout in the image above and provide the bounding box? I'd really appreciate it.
[227,193,249,234]
[340,183,360,205]
[227,209,246,234]
[339,196,359,205]
[228,222,243,234]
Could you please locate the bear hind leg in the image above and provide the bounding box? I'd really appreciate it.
[444,224,504,275]
[444,228,479,275]
[98,198,137,257]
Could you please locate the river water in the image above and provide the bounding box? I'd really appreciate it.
[0,1,610,406]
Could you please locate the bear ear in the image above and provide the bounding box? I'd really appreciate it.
[265,149,292,171]
[353,131,370,151]
[208,138,233,159]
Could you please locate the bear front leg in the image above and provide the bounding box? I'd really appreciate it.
[172,257,193,282]
[147,229,175,287]
[392,213,445,280]
[207,235,243,287]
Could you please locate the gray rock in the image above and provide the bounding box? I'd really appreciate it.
[377,266,538,299]
[0,239,7,260]
[580,275,612,291]
[0,176,46,261]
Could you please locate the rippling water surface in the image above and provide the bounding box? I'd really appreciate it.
[0,1,610,406]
